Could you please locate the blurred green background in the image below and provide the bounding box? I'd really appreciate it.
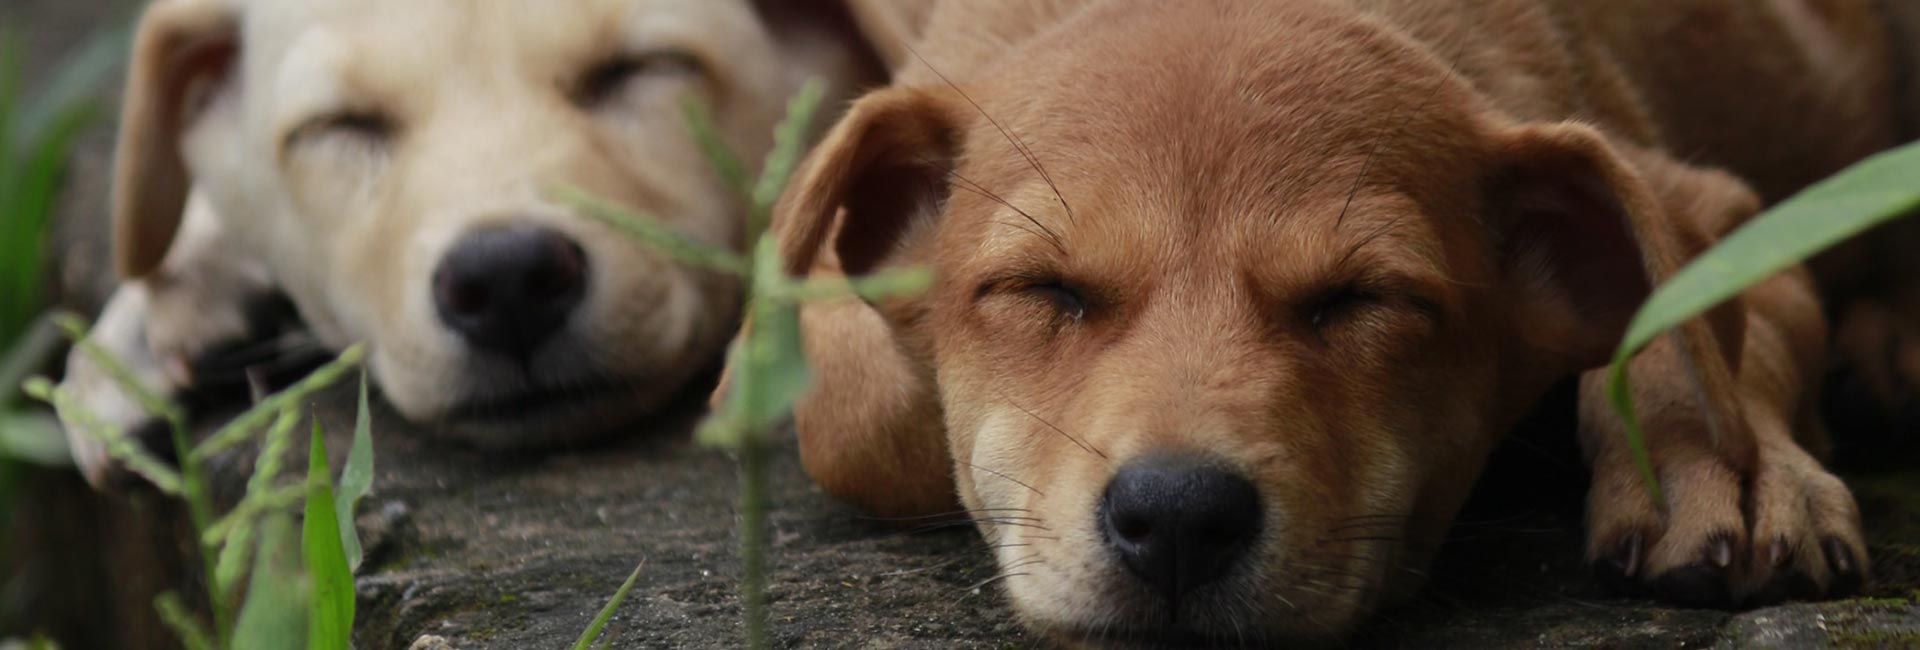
[0,1,145,648]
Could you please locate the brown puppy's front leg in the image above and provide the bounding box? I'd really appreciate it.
[1579,269,1867,607]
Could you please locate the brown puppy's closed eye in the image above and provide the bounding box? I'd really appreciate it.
[759,0,1907,644]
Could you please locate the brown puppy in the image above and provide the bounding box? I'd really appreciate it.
[772,0,1914,645]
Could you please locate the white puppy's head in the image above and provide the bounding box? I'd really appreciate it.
[112,0,896,442]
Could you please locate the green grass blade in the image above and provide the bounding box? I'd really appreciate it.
[153,592,215,650]
[682,99,751,197]
[1606,141,1920,498]
[571,559,646,650]
[51,314,186,427]
[749,80,827,236]
[27,376,182,493]
[303,418,355,650]
[554,187,749,275]
[206,406,302,562]
[195,344,365,459]
[334,371,374,571]
[4,101,101,320]
[232,513,309,650]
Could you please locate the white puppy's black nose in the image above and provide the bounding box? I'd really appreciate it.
[432,224,588,357]
[1100,454,1261,602]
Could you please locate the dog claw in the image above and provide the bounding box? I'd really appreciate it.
[1824,537,1864,597]
[1592,532,1643,595]
[1708,535,1734,569]
[1768,536,1791,569]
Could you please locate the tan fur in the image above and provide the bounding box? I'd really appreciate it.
[58,0,924,487]
[764,0,1908,643]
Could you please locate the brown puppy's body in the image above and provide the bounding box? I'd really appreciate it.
[774,0,1914,644]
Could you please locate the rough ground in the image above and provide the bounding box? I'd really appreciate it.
[5,1,1919,648]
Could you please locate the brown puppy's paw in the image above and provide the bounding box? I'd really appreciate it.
[1585,450,1744,608]
[1740,437,1868,605]
[1584,434,1867,608]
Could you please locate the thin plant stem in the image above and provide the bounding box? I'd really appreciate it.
[170,417,231,647]
[739,432,770,648]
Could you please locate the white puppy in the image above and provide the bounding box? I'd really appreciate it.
[58,0,930,486]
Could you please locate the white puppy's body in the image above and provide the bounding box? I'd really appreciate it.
[60,0,929,485]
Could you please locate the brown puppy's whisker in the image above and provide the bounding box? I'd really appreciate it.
[994,388,1108,460]
[916,154,1067,254]
[1335,35,1466,233]
[903,41,1075,227]
[950,458,1046,497]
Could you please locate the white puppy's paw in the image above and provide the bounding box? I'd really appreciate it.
[55,283,179,488]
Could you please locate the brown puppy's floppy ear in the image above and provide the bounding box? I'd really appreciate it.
[1490,120,1760,466]
[1488,122,1760,367]
[112,0,239,279]
[774,87,966,517]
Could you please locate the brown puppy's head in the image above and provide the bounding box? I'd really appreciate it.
[110,0,893,443]
[779,2,1749,644]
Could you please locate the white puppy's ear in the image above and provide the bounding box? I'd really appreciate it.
[112,0,239,279]
[760,87,966,517]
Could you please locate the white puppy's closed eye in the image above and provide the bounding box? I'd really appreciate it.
[574,50,706,108]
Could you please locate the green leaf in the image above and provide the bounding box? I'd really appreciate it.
[154,592,215,650]
[334,371,374,571]
[1606,141,1920,499]
[0,410,68,466]
[303,419,354,650]
[571,559,645,650]
[698,251,812,450]
[4,100,101,320]
[232,513,309,650]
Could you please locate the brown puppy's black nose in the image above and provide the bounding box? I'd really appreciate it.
[432,224,588,357]
[1101,454,1261,602]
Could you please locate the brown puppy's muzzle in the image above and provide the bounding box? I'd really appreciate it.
[1098,452,1263,610]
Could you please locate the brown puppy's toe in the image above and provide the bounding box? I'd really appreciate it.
[1741,432,1868,605]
